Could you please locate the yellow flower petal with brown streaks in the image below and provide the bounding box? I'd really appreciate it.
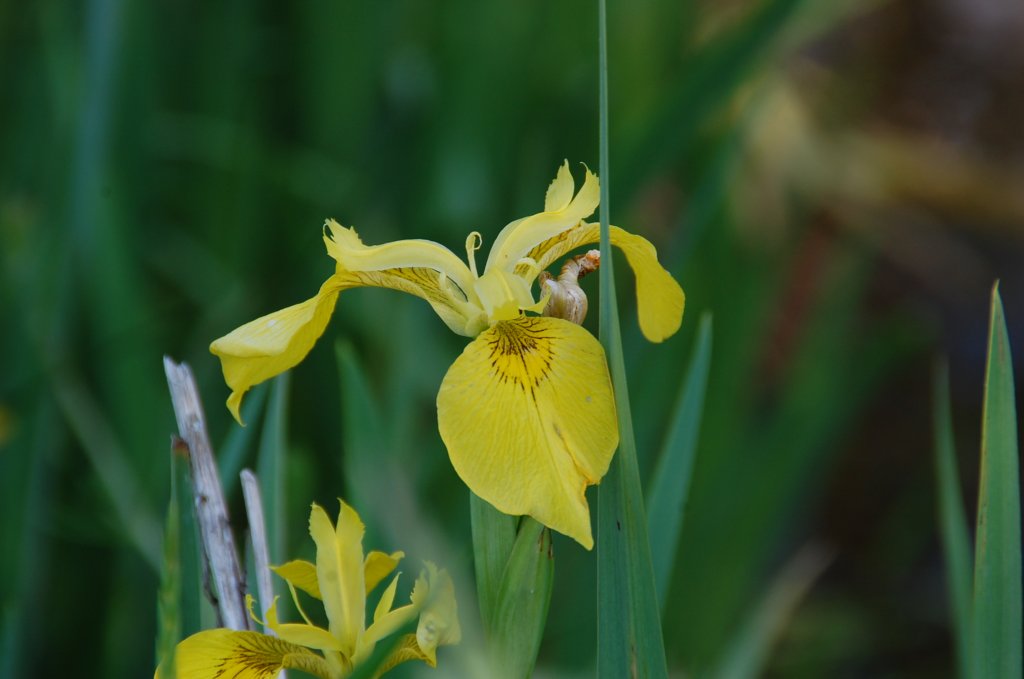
[156,629,333,679]
[436,316,618,548]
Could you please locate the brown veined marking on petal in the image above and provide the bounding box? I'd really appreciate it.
[347,266,474,334]
[485,317,556,402]
[208,632,313,678]
[354,266,469,304]
[515,225,595,278]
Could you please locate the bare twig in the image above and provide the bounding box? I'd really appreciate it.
[241,469,287,679]
[240,469,276,633]
[163,356,250,631]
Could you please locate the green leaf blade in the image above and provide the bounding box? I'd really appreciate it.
[489,518,555,679]
[648,312,712,608]
[257,374,289,569]
[595,0,670,676]
[971,284,1021,679]
[470,492,517,636]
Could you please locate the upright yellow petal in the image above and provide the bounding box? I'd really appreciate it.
[544,160,574,211]
[483,164,599,272]
[157,629,333,679]
[210,275,351,423]
[436,316,618,548]
[364,550,404,593]
[309,501,366,657]
[272,559,322,600]
[359,578,419,663]
[525,223,684,343]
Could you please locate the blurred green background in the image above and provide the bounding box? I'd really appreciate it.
[2,0,1023,676]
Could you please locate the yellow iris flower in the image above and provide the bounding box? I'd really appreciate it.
[211,162,684,548]
[158,500,460,679]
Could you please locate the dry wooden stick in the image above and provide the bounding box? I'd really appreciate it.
[240,469,275,634]
[163,356,250,631]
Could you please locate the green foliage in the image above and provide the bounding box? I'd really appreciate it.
[3,0,1021,676]
[647,312,712,609]
[971,286,1021,679]
[488,519,555,679]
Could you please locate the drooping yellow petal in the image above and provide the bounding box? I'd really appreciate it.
[272,559,321,600]
[410,562,461,663]
[157,629,333,679]
[324,221,485,336]
[483,164,599,273]
[210,275,349,424]
[364,550,404,593]
[211,259,486,424]
[524,223,684,343]
[309,501,366,657]
[436,316,618,549]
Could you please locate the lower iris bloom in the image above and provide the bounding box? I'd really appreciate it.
[211,162,684,548]
[157,501,459,678]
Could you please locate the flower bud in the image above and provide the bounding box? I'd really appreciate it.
[539,249,601,325]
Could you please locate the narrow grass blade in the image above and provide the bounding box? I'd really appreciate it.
[595,1,669,676]
[971,284,1021,679]
[257,374,289,566]
[174,439,202,639]
[490,519,555,679]
[156,440,193,674]
[709,544,832,679]
[648,312,712,608]
[932,360,972,678]
[470,492,517,634]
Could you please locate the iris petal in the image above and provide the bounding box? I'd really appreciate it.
[324,219,476,295]
[272,559,321,600]
[364,550,404,593]
[210,275,349,424]
[157,629,332,679]
[544,160,575,211]
[410,562,461,661]
[264,597,343,653]
[484,165,600,273]
[436,316,618,548]
[309,501,366,657]
[524,223,684,343]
